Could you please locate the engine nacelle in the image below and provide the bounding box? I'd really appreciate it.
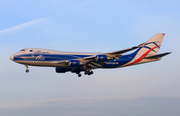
[95,55,107,61]
[71,68,80,73]
[56,67,69,73]
[68,60,81,67]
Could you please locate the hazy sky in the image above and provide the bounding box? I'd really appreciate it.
[0,0,180,116]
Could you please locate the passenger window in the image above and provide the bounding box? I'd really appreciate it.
[30,50,33,52]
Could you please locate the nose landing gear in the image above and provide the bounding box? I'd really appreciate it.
[26,69,29,73]
[25,65,29,73]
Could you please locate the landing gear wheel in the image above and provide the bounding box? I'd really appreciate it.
[25,65,29,73]
[78,74,82,77]
[90,71,93,74]
[26,69,29,73]
[84,70,93,76]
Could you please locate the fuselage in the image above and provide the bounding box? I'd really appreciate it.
[10,48,160,68]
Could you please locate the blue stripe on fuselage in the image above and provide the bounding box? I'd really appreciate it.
[102,47,141,68]
[14,54,93,61]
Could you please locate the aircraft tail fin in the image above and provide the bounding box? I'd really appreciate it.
[122,33,168,66]
[137,33,165,55]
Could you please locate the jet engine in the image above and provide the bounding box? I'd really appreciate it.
[68,60,82,67]
[71,68,83,73]
[56,67,70,73]
[95,55,108,61]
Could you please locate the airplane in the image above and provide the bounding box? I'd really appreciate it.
[10,33,171,77]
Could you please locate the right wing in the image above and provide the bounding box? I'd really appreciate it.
[51,45,141,68]
[83,46,139,61]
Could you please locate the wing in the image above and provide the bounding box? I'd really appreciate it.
[52,45,140,68]
[81,46,139,69]
[82,46,139,61]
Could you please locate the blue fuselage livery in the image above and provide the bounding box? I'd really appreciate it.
[10,33,171,77]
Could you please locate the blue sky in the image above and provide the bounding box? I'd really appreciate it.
[0,0,180,116]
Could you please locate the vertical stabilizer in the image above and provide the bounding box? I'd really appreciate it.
[137,33,165,55]
[122,33,166,66]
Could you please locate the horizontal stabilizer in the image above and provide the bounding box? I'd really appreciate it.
[143,52,172,59]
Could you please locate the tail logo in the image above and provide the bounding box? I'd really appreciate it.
[123,42,161,67]
[140,42,160,53]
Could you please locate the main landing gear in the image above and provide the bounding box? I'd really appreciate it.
[25,65,29,73]
[75,71,82,77]
[78,73,82,77]
[84,68,93,76]
[75,68,93,77]
[76,71,93,77]
[84,71,93,75]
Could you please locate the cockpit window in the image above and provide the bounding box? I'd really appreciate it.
[20,49,25,51]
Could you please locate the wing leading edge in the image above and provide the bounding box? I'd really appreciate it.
[83,46,139,60]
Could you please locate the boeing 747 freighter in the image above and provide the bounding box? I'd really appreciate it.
[10,33,171,77]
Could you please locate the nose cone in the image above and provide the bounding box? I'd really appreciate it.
[10,55,14,61]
